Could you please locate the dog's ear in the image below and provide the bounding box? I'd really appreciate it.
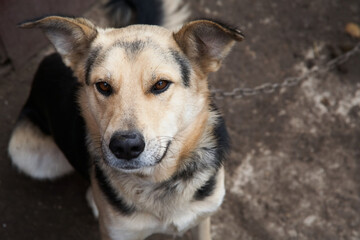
[20,16,97,68]
[174,20,244,74]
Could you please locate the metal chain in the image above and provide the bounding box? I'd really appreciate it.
[211,42,360,99]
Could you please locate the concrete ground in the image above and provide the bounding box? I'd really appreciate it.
[1,0,360,239]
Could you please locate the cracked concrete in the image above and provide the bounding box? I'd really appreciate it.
[1,0,360,239]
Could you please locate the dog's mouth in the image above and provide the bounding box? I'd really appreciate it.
[156,141,171,163]
[101,140,171,172]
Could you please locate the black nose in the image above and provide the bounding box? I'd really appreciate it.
[109,131,145,160]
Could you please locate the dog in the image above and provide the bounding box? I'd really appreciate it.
[8,0,243,239]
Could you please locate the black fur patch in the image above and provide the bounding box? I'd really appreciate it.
[155,158,205,196]
[172,160,202,182]
[210,103,230,169]
[85,46,102,85]
[194,174,217,200]
[170,50,190,87]
[212,115,230,168]
[94,164,136,215]
[20,53,90,178]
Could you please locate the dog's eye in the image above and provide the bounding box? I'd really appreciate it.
[151,80,171,94]
[96,82,112,96]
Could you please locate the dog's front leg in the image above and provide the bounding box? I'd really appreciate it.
[191,217,211,240]
[97,211,149,240]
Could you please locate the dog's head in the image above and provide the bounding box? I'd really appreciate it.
[21,16,243,178]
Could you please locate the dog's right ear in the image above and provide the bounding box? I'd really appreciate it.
[20,16,97,68]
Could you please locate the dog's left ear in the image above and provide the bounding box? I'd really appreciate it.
[174,20,244,74]
[20,16,97,68]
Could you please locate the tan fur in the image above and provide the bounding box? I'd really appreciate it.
[176,108,209,169]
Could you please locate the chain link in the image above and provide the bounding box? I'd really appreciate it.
[211,42,360,99]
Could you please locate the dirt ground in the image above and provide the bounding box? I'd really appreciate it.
[1,0,360,239]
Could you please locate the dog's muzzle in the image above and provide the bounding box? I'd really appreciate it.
[102,130,171,171]
[109,130,145,161]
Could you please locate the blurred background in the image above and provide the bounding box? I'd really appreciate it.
[1,0,360,239]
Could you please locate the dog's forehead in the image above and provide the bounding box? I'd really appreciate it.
[85,25,190,86]
[96,25,174,49]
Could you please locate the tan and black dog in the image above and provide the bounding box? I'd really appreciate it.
[8,0,243,239]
